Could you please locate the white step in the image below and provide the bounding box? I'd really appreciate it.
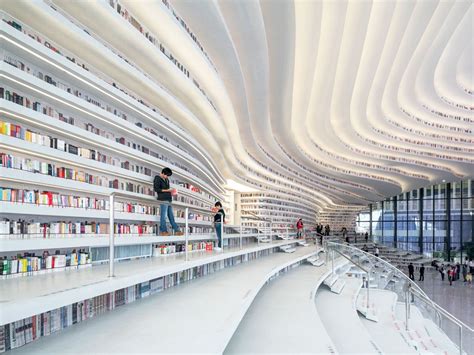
[330,278,346,294]
[307,255,318,263]
[311,259,325,267]
[324,273,338,287]
[297,240,309,247]
[279,245,296,253]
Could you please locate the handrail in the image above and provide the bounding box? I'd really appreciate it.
[326,241,473,355]
[326,242,431,300]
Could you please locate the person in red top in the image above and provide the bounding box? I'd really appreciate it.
[448,266,455,286]
[296,219,303,239]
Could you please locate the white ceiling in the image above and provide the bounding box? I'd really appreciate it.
[4,0,473,218]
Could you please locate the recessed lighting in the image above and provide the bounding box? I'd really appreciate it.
[442,179,446,183]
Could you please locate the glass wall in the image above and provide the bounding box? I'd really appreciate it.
[359,179,474,261]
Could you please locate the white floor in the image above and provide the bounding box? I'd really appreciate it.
[315,276,383,354]
[9,247,317,354]
[394,302,461,355]
[224,264,339,354]
[358,289,417,354]
[0,241,296,324]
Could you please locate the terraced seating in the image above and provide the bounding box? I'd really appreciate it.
[279,244,296,253]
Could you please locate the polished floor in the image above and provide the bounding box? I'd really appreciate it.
[413,268,474,354]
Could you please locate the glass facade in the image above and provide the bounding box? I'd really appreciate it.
[356,179,474,261]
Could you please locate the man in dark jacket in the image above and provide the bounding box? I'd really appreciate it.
[408,263,415,280]
[419,265,425,281]
[154,167,183,236]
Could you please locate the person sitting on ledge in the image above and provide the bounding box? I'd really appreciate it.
[154,167,183,236]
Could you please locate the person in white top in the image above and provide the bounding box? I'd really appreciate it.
[374,247,379,257]
[469,259,474,274]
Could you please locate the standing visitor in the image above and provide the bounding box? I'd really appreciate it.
[462,262,468,282]
[212,201,225,250]
[408,263,415,280]
[154,167,183,236]
[364,232,369,243]
[439,264,445,281]
[419,265,425,281]
[341,227,348,243]
[469,259,474,274]
[325,225,330,236]
[374,246,379,257]
[448,266,454,286]
[296,219,304,239]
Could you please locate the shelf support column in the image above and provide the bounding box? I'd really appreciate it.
[108,193,115,278]
[220,214,224,252]
[185,207,189,262]
[240,224,243,250]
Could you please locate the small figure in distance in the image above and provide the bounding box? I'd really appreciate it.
[439,264,445,281]
[153,167,183,236]
[212,201,225,251]
[296,219,304,239]
[364,232,369,243]
[408,263,415,280]
[419,265,425,281]
[374,245,379,257]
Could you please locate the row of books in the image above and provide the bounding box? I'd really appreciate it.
[0,187,161,215]
[0,249,91,276]
[152,241,215,255]
[0,116,156,177]
[0,247,280,352]
[3,50,197,174]
[1,79,199,177]
[0,152,155,195]
[0,218,217,238]
[0,293,112,351]
[0,220,158,237]
[2,14,174,122]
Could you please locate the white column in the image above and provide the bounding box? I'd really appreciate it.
[185,207,189,261]
[108,193,115,277]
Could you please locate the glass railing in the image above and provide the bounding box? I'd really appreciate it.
[325,241,473,355]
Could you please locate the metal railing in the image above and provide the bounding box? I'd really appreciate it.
[325,241,473,355]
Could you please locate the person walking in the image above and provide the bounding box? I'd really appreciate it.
[439,264,445,281]
[419,265,425,281]
[448,266,454,286]
[212,201,225,250]
[154,167,183,236]
[374,246,379,257]
[408,263,415,280]
[462,262,468,282]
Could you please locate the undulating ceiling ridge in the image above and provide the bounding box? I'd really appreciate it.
[172,0,473,202]
[5,0,472,223]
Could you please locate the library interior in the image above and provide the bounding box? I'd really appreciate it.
[0,0,473,354]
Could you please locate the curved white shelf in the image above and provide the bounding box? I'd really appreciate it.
[0,240,304,326]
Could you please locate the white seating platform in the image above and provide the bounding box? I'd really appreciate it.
[279,244,296,253]
[297,239,309,247]
[307,254,325,267]
[324,273,339,287]
[330,278,346,294]
[225,264,338,354]
[358,289,417,353]
[8,247,318,354]
[0,240,297,326]
[394,303,462,355]
[315,277,383,354]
